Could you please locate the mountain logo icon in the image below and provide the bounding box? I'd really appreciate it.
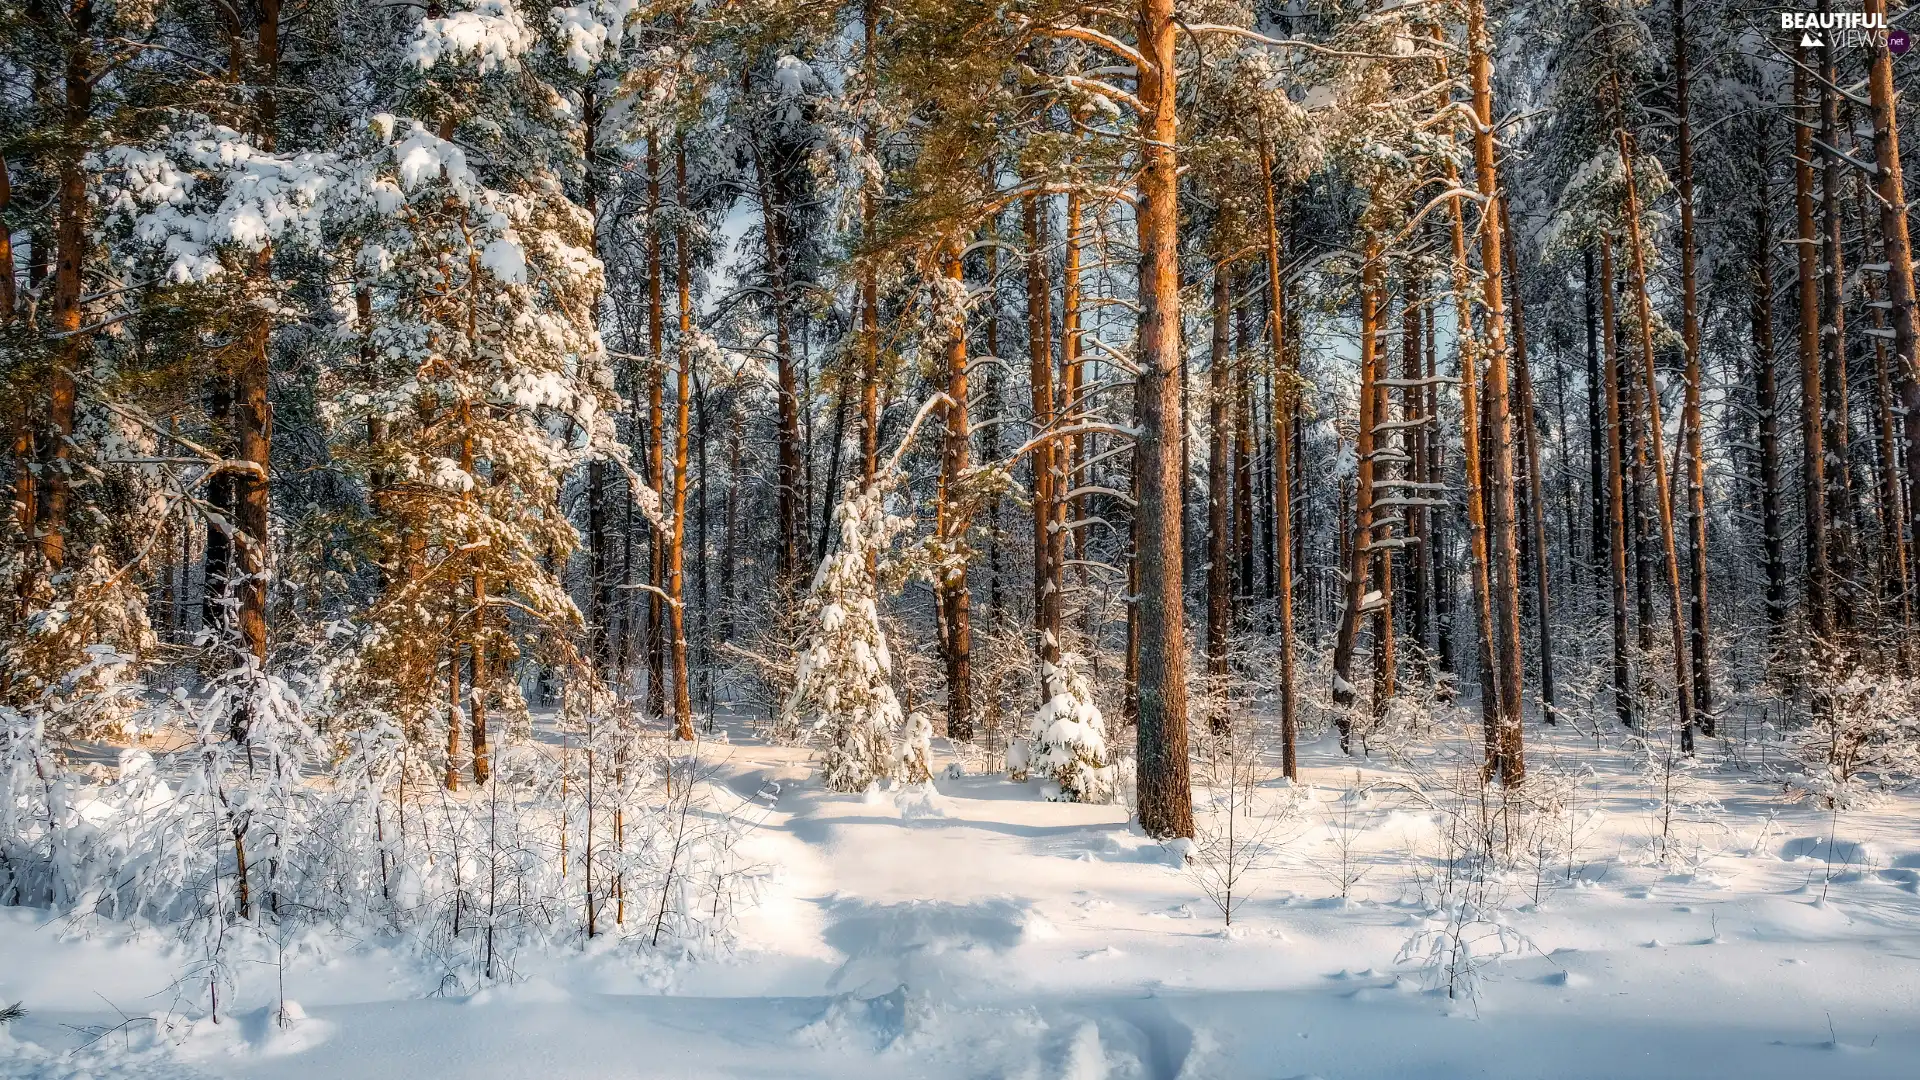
[1800,31,1823,48]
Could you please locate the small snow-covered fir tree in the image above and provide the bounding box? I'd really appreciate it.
[897,711,932,784]
[1029,643,1113,803]
[784,482,911,793]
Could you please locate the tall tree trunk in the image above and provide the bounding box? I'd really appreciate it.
[1404,270,1430,672]
[746,68,806,585]
[1133,0,1194,839]
[647,133,668,715]
[1331,228,1383,739]
[669,140,695,739]
[1468,0,1524,782]
[39,0,96,574]
[1207,260,1232,678]
[1750,135,1788,648]
[1061,191,1084,641]
[1865,0,1920,656]
[1260,138,1299,780]
[1794,49,1832,640]
[1614,80,1698,749]
[1585,249,1607,587]
[1427,299,1453,679]
[1818,34,1856,635]
[1370,295,1396,721]
[1601,236,1632,726]
[1504,199,1555,723]
[1024,195,1060,671]
[1672,0,1712,725]
[859,0,881,486]
[939,244,973,743]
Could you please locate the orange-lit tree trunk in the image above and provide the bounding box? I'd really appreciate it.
[1260,137,1299,780]
[1613,73,1697,749]
[1864,0,1919,654]
[938,243,974,742]
[669,139,695,739]
[1467,0,1524,783]
[1206,258,1232,678]
[1023,195,1060,672]
[1133,0,1194,839]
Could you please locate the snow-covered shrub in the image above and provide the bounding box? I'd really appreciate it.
[1,549,155,744]
[1028,648,1112,803]
[785,482,913,794]
[897,711,932,784]
[1791,668,1920,806]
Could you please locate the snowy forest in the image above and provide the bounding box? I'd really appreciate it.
[4,0,1920,1076]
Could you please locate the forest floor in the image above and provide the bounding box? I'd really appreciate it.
[4,713,1920,1079]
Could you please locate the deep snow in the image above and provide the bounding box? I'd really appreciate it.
[5,719,1920,1079]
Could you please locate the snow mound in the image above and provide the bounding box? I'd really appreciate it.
[1779,837,1879,866]
[895,782,956,820]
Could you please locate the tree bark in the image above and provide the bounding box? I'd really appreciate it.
[1864,0,1920,656]
[939,244,973,743]
[1207,259,1232,678]
[1614,81,1698,749]
[1504,198,1555,723]
[1750,133,1788,647]
[1793,49,1832,640]
[1023,196,1061,671]
[1331,228,1382,737]
[1817,35,1856,635]
[1601,236,1632,726]
[745,67,806,585]
[1671,0,1712,725]
[669,140,695,739]
[1133,0,1194,839]
[1468,0,1524,782]
[1260,138,1298,780]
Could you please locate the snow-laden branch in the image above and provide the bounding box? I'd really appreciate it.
[1003,422,1140,468]
[1018,20,1152,73]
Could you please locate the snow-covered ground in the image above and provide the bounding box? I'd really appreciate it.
[5,720,1920,1079]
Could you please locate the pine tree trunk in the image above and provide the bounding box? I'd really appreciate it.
[1370,299,1396,721]
[1864,0,1919,655]
[37,2,94,575]
[1751,141,1788,645]
[1793,51,1832,640]
[1818,45,1857,635]
[1671,0,1712,726]
[1504,199,1556,723]
[1260,139,1299,780]
[1585,249,1607,586]
[1404,271,1430,672]
[647,133,668,715]
[1207,260,1232,678]
[940,245,974,743]
[669,140,696,739]
[1468,0,1525,782]
[1614,87,1698,749]
[1133,0,1194,839]
[1024,196,1060,671]
[1061,191,1084,640]
[1331,229,1382,732]
[860,0,881,485]
[746,68,806,585]
[1601,236,1632,726]
[1428,300,1454,679]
